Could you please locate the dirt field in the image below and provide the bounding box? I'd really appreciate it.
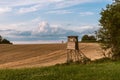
[0,43,104,68]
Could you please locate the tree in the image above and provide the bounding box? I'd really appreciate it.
[81,35,89,42]
[0,35,2,43]
[2,39,12,44]
[97,2,120,59]
[115,0,120,3]
[0,35,12,44]
[81,35,96,42]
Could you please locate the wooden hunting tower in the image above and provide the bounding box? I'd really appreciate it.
[67,36,88,63]
[67,36,79,50]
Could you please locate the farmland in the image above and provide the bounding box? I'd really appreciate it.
[0,43,119,80]
[0,43,103,68]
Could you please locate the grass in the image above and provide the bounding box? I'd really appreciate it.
[0,61,120,80]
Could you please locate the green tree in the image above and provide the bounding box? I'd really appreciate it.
[115,0,120,3]
[81,35,89,42]
[0,35,2,43]
[0,35,12,44]
[98,2,120,59]
[2,39,12,44]
[89,35,96,42]
[81,35,96,42]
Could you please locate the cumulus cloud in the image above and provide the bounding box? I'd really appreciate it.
[32,22,52,34]
[0,29,95,44]
[0,17,100,39]
[0,21,81,43]
[0,21,99,44]
[32,21,79,36]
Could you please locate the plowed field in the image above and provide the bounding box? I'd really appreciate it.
[0,43,103,68]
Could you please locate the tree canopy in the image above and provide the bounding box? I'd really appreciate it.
[97,1,120,59]
[81,34,96,42]
[0,35,12,44]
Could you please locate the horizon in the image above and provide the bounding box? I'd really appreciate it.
[0,0,112,44]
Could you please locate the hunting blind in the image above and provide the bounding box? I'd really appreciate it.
[67,36,79,50]
[67,36,89,63]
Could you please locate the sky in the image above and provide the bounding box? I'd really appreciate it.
[0,0,113,44]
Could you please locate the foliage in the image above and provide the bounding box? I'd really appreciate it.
[0,35,12,44]
[93,57,113,63]
[1,61,120,80]
[81,34,96,42]
[97,2,120,59]
[114,0,120,3]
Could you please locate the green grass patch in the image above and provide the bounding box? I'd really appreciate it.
[1,61,120,80]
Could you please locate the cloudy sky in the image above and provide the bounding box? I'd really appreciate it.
[0,0,112,44]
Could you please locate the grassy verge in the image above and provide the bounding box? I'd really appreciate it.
[0,61,120,80]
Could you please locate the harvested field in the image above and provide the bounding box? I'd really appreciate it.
[0,43,104,68]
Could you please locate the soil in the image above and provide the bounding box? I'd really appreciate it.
[0,43,104,68]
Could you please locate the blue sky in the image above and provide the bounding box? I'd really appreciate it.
[0,0,112,44]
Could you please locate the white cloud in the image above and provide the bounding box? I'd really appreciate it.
[46,10,73,14]
[0,21,101,44]
[71,25,100,33]
[79,12,94,16]
[0,17,41,31]
[52,0,106,9]
[0,0,111,14]
[18,3,49,14]
[0,23,26,31]
[18,5,40,14]
[0,0,112,44]
[0,24,18,30]
[34,21,50,33]
[32,21,64,35]
[0,7,12,14]
[0,1,45,7]
[53,0,91,9]
[0,0,111,7]
[79,25,98,32]
[0,0,112,9]
[0,21,80,41]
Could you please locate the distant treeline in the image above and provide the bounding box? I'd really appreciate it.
[0,35,12,44]
[81,34,97,42]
